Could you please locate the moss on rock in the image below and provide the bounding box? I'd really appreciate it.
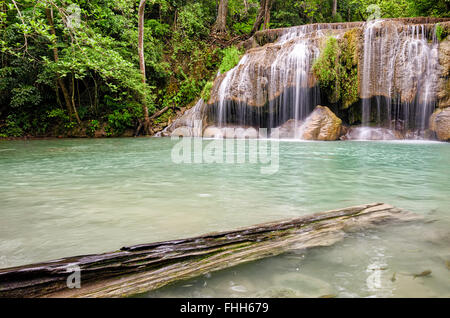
[312,29,360,109]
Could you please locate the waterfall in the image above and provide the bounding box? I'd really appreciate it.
[156,99,206,137]
[162,18,448,140]
[361,20,440,133]
[209,23,356,129]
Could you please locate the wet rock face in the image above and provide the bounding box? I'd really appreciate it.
[360,20,443,104]
[430,108,450,141]
[300,106,342,141]
[437,35,450,109]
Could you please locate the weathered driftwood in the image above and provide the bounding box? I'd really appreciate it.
[0,203,419,298]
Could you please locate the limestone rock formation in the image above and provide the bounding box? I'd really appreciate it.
[437,30,450,109]
[300,106,342,141]
[429,107,450,141]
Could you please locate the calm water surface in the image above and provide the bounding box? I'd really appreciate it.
[0,138,449,297]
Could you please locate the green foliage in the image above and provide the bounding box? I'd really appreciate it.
[313,37,340,103]
[10,85,41,108]
[219,47,242,74]
[435,23,448,42]
[177,2,210,38]
[347,0,449,20]
[1,0,448,137]
[105,109,133,136]
[86,119,100,137]
[0,115,24,137]
[48,109,69,123]
[47,108,78,133]
[312,31,359,109]
[406,0,450,17]
[229,0,259,34]
[104,100,143,136]
[201,81,214,102]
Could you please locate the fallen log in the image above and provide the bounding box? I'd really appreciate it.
[0,203,419,298]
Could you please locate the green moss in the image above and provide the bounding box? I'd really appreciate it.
[200,80,214,102]
[312,37,341,103]
[219,46,242,74]
[312,29,360,109]
[435,23,448,42]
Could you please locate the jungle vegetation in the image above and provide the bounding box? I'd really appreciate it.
[0,0,448,137]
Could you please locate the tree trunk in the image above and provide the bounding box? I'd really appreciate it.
[263,0,272,30]
[250,0,272,35]
[45,8,77,123]
[243,0,249,15]
[71,74,81,124]
[0,203,419,298]
[332,0,337,18]
[138,0,151,135]
[212,0,228,33]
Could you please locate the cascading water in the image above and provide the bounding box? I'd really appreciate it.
[209,23,360,129]
[156,99,206,137]
[163,18,448,140]
[361,19,440,134]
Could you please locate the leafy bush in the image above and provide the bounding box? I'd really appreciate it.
[146,19,171,38]
[10,85,41,108]
[47,109,75,133]
[48,109,70,123]
[177,3,209,38]
[0,115,24,137]
[105,109,133,136]
[86,120,100,137]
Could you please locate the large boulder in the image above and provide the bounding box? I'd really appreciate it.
[300,106,342,141]
[429,107,450,141]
